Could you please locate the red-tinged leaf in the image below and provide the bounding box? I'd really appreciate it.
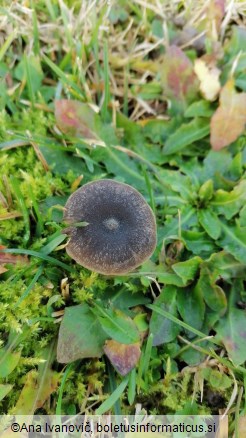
[104,339,141,376]
[55,99,100,139]
[160,45,199,112]
[210,79,246,150]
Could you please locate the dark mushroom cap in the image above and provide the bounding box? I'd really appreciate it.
[63,179,157,275]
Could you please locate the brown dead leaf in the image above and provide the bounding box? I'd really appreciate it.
[206,0,226,39]
[194,59,221,101]
[104,339,141,376]
[234,416,246,438]
[0,245,28,275]
[210,79,246,150]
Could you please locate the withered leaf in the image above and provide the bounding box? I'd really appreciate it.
[210,79,246,150]
[104,339,141,376]
[194,59,221,101]
[0,245,28,275]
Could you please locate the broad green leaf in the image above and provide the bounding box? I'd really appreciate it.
[201,368,232,390]
[210,180,246,219]
[198,179,214,202]
[196,266,227,312]
[57,304,107,363]
[160,45,199,114]
[224,26,246,61]
[143,117,179,144]
[158,168,194,200]
[172,257,201,283]
[95,307,140,345]
[177,286,205,331]
[160,205,197,240]
[184,100,214,118]
[180,346,206,366]
[0,384,13,401]
[0,349,21,378]
[206,251,245,280]
[104,340,141,376]
[229,152,243,179]
[39,144,89,176]
[219,222,246,264]
[202,149,232,181]
[163,118,210,155]
[14,55,44,94]
[157,271,187,287]
[55,99,100,139]
[210,79,246,150]
[182,230,216,257]
[215,308,246,365]
[198,209,221,240]
[149,286,180,346]
[239,204,246,227]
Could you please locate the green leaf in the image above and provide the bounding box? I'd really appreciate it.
[38,143,90,176]
[0,349,21,378]
[180,345,206,366]
[15,55,44,94]
[211,180,246,219]
[196,266,227,313]
[219,222,246,264]
[201,368,232,390]
[94,306,140,345]
[172,256,201,283]
[215,308,246,365]
[224,26,246,60]
[198,209,221,240]
[57,304,107,363]
[206,251,245,281]
[0,384,13,401]
[182,230,216,256]
[184,100,214,118]
[149,286,180,346]
[177,286,205,331]
[163,118,210,155]
[198,179,214,202]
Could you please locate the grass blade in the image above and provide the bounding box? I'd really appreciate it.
[10,176,30,246]
[14,265,44,307]
[0,248,74,273]
[95,375,129,415]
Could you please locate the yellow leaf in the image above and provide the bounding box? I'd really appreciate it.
[210,79,246,150]
[194,59,221,101]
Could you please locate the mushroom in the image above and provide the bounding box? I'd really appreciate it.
[63,179,157,275]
